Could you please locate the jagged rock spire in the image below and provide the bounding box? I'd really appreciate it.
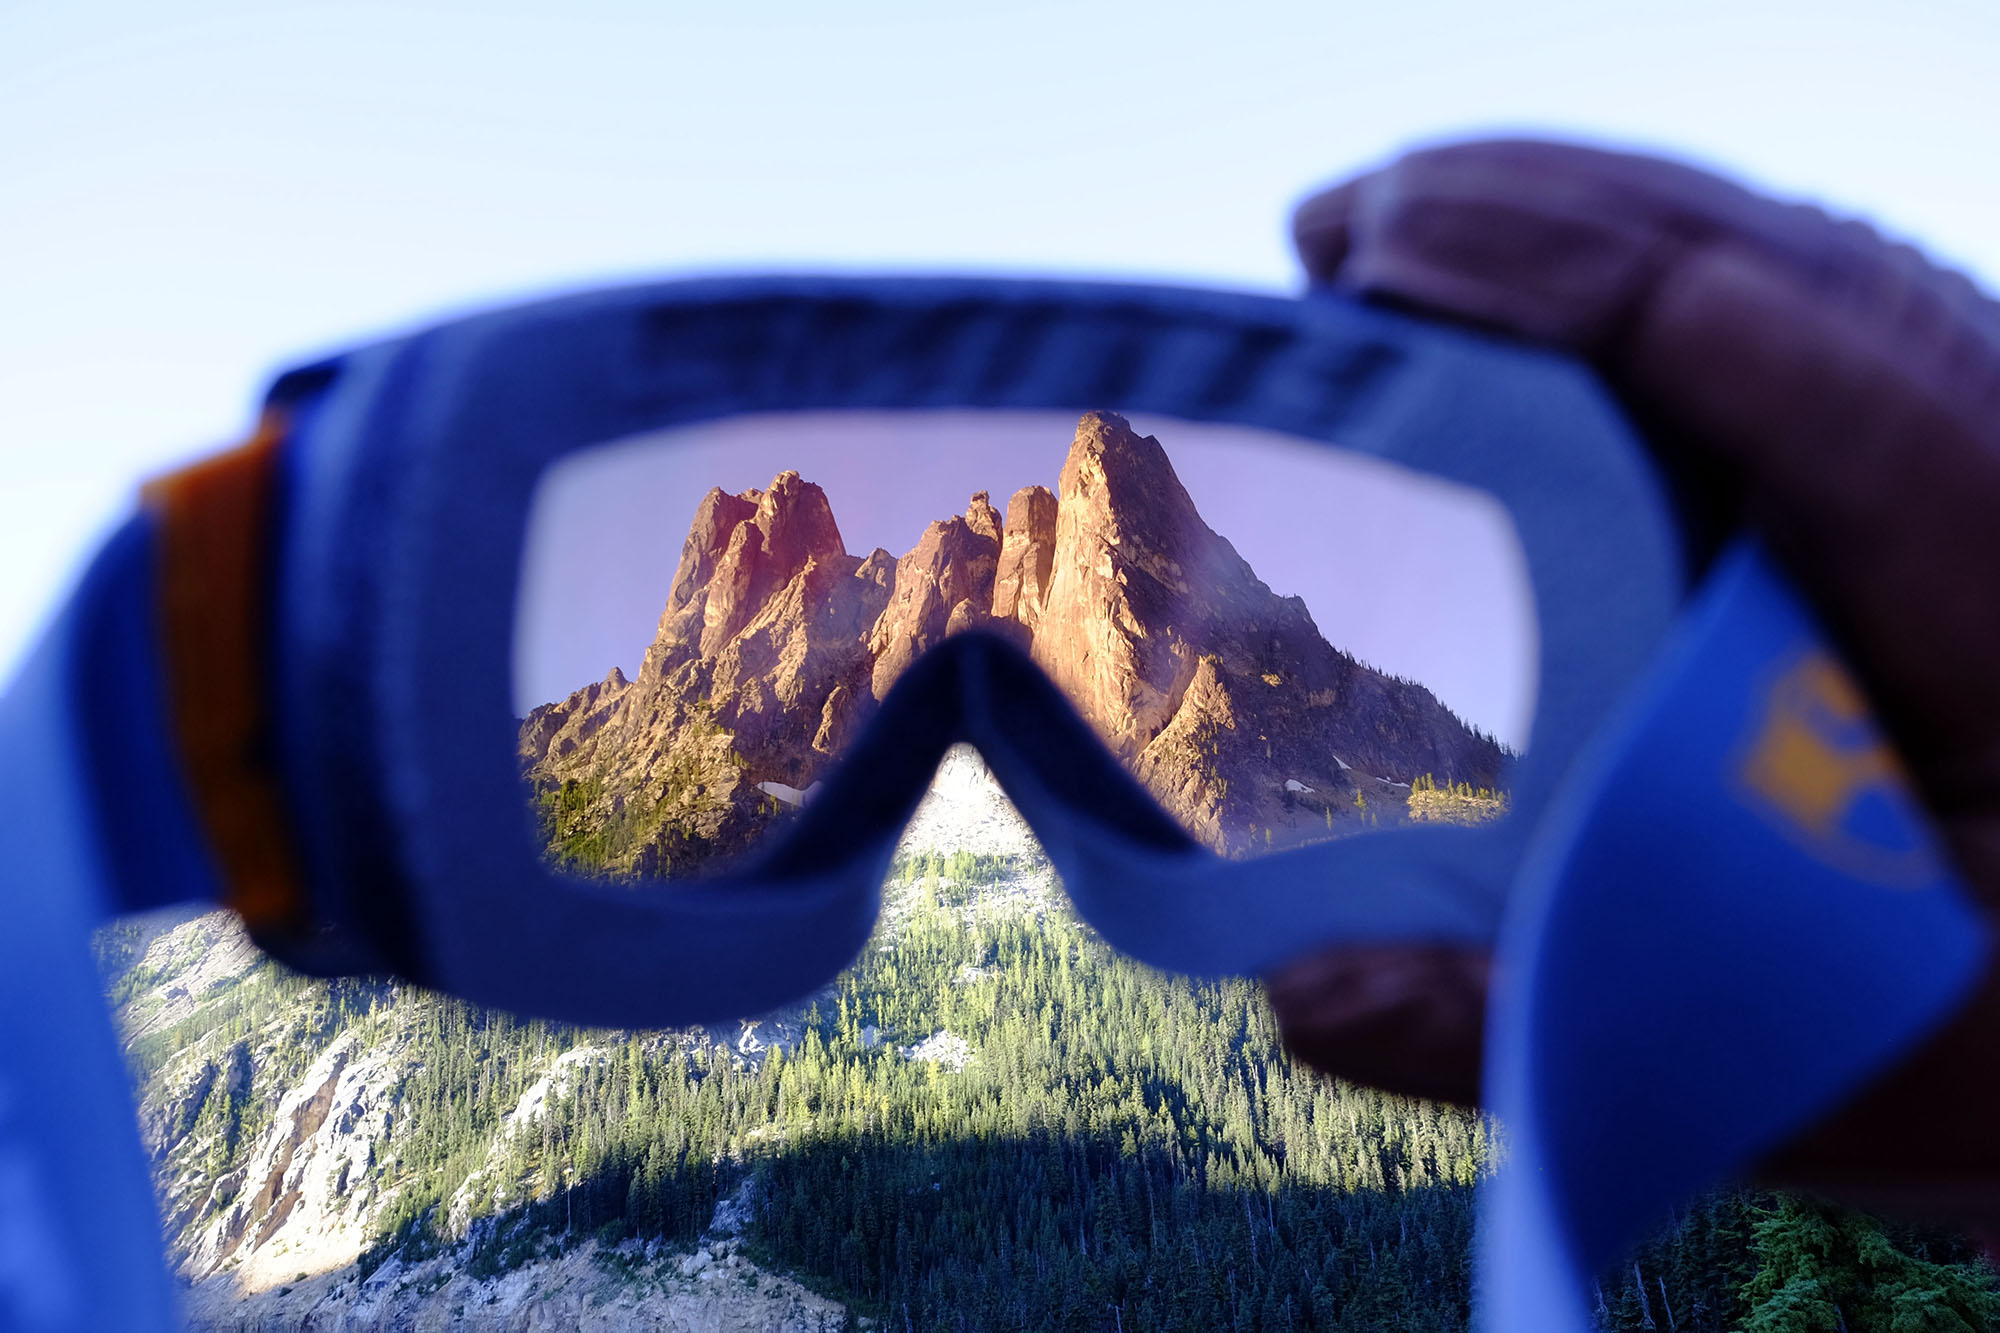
[523,414,1506,868]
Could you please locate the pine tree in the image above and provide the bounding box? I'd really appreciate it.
[1741,1196,2000,1333]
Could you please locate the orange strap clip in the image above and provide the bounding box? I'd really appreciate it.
[141,413,308,934]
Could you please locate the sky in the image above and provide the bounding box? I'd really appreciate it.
[4,0,1997,693]
[515,413,1533,743]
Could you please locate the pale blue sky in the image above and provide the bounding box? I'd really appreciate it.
[4,0,1997,685]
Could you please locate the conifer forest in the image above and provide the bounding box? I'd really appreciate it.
[107,830,2000,1330]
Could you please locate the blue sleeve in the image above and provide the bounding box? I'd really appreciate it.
[0,512,222,1331]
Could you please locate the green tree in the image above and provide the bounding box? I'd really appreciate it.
[1740,1196,2000,1333]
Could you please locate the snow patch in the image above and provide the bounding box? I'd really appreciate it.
[756,780,821,808]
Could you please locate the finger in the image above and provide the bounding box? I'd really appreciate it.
[1290,179,1356,285]
[1295,139,2000,400]
[1755,963,2000,1231]
[1293,138,1761,347]
[1266,944,1488,1106]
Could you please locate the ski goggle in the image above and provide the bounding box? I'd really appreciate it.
[4,274,1985,1332]
[73,277,1695,1018]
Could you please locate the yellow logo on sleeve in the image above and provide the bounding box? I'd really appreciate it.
[1737,653,1934,888]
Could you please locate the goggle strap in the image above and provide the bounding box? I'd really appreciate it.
[141,412,308,936]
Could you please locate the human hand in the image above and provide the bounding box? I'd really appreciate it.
[1271,138,2000,1219]
[1267,943,1488,1107]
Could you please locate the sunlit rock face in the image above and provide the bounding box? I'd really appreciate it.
[521,470,893,874]
[992,483,1058,637]
[1032,411,1505,850]
[867,497,1003,699]
[520,412,1507,870]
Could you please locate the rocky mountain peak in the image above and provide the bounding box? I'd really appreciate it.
[664,488,757,618]
[527,412,1506,869]
[965,490,1002,544]
[642,472,853,678]
[1034,411,1245,758]
[1063,409,1165,482]
[868,512,1002,698]
[993,484,1058,632]
[755,469,846,576]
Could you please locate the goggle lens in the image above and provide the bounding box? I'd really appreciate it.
[514,409,1534,878]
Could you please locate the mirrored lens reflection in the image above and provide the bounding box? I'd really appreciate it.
[515,410,1534,879]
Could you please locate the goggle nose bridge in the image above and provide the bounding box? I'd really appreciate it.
[751,628,1202,892]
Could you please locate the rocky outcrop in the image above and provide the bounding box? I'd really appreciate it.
[523,412,1506,867]
[867,499,1003,698]
[991,485,1058,636]
[109,910,851,1327]
[1030,411,1501,850]
[523,472,896,875]
[1033,411,1223,756]
[964,489,1002,545]
[173,1143,850,1333]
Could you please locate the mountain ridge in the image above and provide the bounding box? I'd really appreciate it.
[521,411,1506,873]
